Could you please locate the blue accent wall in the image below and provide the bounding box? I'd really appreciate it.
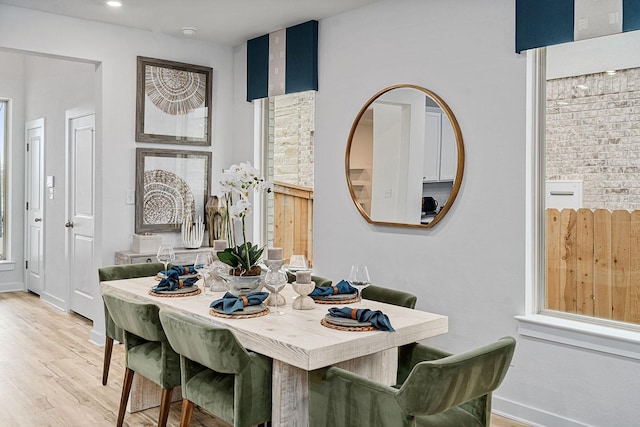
[285,20,318,94]
[516,0,575,52]
[246,34,269,102]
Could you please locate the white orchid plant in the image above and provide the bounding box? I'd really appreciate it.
[216,162,271,276]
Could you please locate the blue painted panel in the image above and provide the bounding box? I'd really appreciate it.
[247,34,269,102]
[516,0,575,52]
[285,20,318,94]
[623,0,640,31]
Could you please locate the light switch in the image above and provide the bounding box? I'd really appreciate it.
[46,176,55,188]
[125,190,135,205]
[384,189,392,198]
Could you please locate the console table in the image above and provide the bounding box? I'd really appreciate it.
[114,247,215,265]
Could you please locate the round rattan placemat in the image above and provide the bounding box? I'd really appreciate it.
[312,295,360,305]
[320,317,377,332]
[148,288,202,297]
[209,307,270,319]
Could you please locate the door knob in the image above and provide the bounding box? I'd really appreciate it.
[65,221,74,228]
[34,218,42,222]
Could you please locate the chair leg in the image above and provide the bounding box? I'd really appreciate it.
[158,387,174,427]
[179,398,195,427]
[117,368,134,427]
[102,336,114,385]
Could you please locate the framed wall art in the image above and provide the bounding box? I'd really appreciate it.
[135,148,212,233]
[136,56,213,145]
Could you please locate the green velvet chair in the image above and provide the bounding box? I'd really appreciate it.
[286,271,332,287]
[102,288,181,427]
[98,262,164,385]
[311,336,516,427]
[159,309,272,427]
[361,284,417,309]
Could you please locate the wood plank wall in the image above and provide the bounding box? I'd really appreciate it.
[273,181,313,265]
[545,208,640,324]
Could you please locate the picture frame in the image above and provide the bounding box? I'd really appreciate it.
[135,56,213,145]
[135,148,212,234]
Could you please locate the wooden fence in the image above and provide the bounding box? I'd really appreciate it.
[546,208,640,324]
[273,181,313,265]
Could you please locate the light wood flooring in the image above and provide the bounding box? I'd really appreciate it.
[0,291,529,427]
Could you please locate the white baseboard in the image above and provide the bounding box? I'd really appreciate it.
[493,396,593,427]
[41,292,66,312]
[0,283,25,292]
[89,329,105,347]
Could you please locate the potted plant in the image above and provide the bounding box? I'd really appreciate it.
[216,162,270,278]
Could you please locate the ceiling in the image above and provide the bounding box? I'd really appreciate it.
[0,0,380,47]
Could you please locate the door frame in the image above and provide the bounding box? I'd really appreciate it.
[64,105,95,314]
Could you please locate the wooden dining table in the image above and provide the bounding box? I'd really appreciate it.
[100,276,448,426]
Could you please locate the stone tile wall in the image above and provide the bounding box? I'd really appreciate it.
[546,68,640,210]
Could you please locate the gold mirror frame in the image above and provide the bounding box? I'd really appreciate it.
[345,84,465,228]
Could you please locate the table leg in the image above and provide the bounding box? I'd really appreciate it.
[271,348,397,426]
[126,375,182,413]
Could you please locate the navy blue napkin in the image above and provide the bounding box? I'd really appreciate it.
[328,307,395,331]
[309,279,356,297]
[161,265,197,276]
[153,269,198,292]
[210,291,269,314]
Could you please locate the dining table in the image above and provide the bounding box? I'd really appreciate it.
[99,275,448,426]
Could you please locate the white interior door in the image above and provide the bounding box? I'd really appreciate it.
[25,119,45,294]
[67,110,95,319]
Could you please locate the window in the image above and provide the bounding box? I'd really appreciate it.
[521,30,640,351]
[257,91,315,264]
[0,100,6,260]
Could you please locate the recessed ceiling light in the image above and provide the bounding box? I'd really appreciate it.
[106,0,122,7]
[181,27,197,37]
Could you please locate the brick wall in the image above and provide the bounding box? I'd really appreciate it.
[546,67,640,210]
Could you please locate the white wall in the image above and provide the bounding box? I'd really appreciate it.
[241,0,640,426]
[0,4,235,342]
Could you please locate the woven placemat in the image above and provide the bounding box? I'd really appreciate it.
[320,317,377,332]
[209,307,270,319]
[312,295,360,305]
[148,288,202,298]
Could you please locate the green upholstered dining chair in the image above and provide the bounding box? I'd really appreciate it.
[102,288,181,427]
[311,336,516,427]
[361,285,417,309]
[98,262,164,386]
[158,309,272,427]
[286,271,332,287]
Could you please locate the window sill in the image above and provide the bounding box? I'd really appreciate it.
[515,314,640,360]
[0,261,16,271]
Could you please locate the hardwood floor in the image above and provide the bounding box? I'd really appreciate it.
[0,291,529,427]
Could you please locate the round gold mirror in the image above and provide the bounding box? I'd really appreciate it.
[346,84,464,228]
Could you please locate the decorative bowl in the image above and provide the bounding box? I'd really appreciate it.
[220,270,265,295]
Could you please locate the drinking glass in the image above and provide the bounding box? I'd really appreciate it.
[194,253,213,291]
[348,264,371,305]
[264,268,287,315]
[156,245,175,273]
[288,254,308,271]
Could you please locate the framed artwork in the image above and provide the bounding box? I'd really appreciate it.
[135,56,213,145]
[135,148,212,233]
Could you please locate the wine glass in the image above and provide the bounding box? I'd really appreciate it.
[348,264,371,305]
[264,267,287,315]
[156,245,175,273]
[194,253,213,291]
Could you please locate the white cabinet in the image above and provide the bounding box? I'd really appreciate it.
[423,107,456,182]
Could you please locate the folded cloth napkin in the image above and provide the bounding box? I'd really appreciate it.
[161,265,197,276]
[309,279,356,297]
[153,269,198,292]
[328,307,395,331]
[210,291,269,314]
